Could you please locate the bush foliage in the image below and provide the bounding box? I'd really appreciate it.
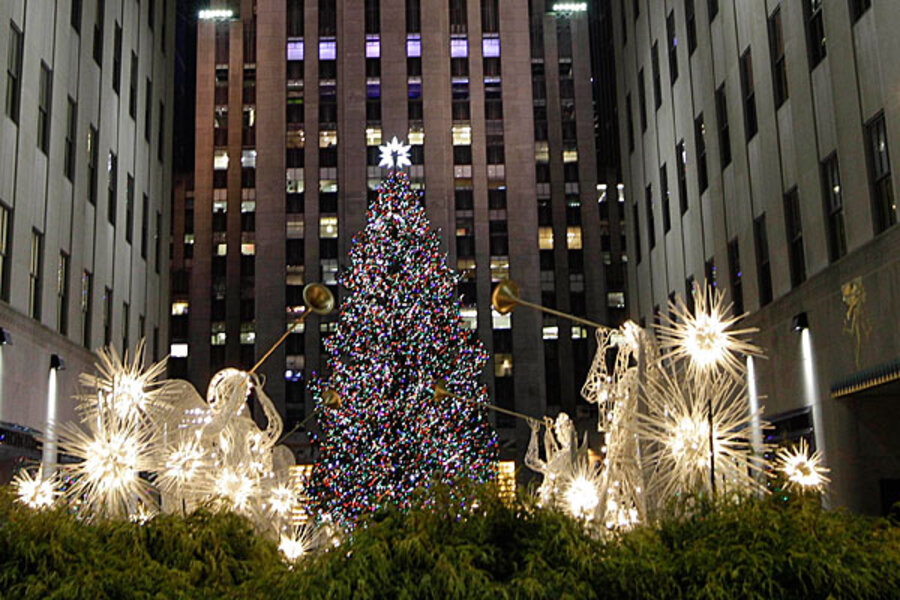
[1,486,899,599]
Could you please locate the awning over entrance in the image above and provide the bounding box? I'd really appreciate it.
[831,358,900,399]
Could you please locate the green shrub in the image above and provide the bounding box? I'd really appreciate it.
[2,486,899,599]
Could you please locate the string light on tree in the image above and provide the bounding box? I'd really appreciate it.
[776,438,830,492]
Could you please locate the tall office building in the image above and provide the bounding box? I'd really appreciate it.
[0,0,174,478]
[170,0,623,460]
[614,0,900,513]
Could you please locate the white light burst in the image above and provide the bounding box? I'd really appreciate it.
[656,284,761,380]
[378,136,412,169]
[638,367,770,501]
[776,438,830,492]
[157,435,208,495]
[267,483,298,517]
[562,467,602,522]
[215,466,257,512]
[12,469,58,509]
[79,341,170,423]
[57,415,157,518]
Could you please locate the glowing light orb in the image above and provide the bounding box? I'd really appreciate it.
[268,484,297,516]
[216,467,256,511]
[159,436,206,493]
[776,438,830,492]
[563,474,600,521]
[12,470,58,509]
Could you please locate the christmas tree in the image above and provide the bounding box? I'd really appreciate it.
[308,169,498,529]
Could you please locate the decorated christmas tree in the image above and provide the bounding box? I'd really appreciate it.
[308,165,498,529]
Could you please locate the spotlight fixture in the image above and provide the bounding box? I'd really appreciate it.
[0,327,11,345]
[791,312,809,332]
[50,354,66,371]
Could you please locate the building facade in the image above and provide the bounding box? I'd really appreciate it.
[0,0,174,479]
[614,0,900,513]
[171,0,624,460]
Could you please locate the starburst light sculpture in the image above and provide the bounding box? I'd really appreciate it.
[776,438,830,492]
[12,469,59,509]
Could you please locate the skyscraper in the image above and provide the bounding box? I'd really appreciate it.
[614,0,900,513]
[0,0,174,476]
[171,0,624,460]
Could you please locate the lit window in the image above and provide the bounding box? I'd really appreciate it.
[319,40,336,60]
[287,40,304,61]
[287,214,304,238]
[286,353,305,371]
[494,354,513,377]
[365,127,382,146]
[241,243,255,255]
[184,233,195,244]
[214,150,229,170]
[563,149,578,163]
[321,259,338,284]
[240,322,255,344]
[538,227,554,250]
[452,124,472,145]
[286,264,305,285]
[457,258,476,279]
[460,306,478,329]
[320,216,338,238]
[408,128,424,145]
[607,291,625,308]
[319,130,338,147]
[286,168,304,193]
[241,200,256,213]
[482,37,500,58]
[490,256,509,282]
[319,178,337,193]
[492,308,511,330]
[216,243,227,256]
[570,272,584,292]
[211,322,226,345]
[365,35,380,58]
[287,126,305,148]
[542,326,558,340]
[571,326,587,339]
[450,36,468,58]
[241,149,257,168]
[171,301,189,315]
[566,226,582,249]
[170,343,189,358]
[213,199,227,213]
[406,34,421,57]
[535,141,550,163]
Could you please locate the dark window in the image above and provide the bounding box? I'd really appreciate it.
[850,0,872,22]
[646,184,655,250]
[626,93,634,152]
[93,0,105,65]
[103,286,112,346]
[695,114,707,194]
[638,69,647,132]
[621,0,627,44]
[57,252,70,334]
[866,112,896,233]
[489,220,508,255]
[107,152,117,225]
[158,101,165,160]
[112,23,122,94]
[0,203,11,301]
[652,42,661,109]
[141,194,148,259]
[144,79,152,141]
[783,187,806,287]
[667,11,678,84]
[64,98,77,180]
[125,174,134,243]
[685,0,697,54]
[155,210,161,273]
[365,0,380,33]
[406,0,421,33]
[661,164,671,233]
[740,48,757,140]
[705,256,717,289]
[708,0,718,21]
[71,0,83,32]
[716,84,731,167]
[685,275,696,314]
[804,0,826,68]
[727,238,743,315]
[768,7,788,107]
[29,229,43,319]
[81,271,92,347]
[319,0,336,36]
[632,201,642,263]
[88,126,98,204]
[821,153,846,261]
[6,22,23,124]
[37,63,52,154]
[676,140,688,214]
[129,52,138,118]
[449,0,467,32]
[148,0,155,30]
[633,0,639,20]
[754,215,772,306]
[482,0,499,32]
[287,0,304,37]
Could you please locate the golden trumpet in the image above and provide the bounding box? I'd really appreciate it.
[250,283,336,373]
[322,388,343,409]
[431,378,540,425]
[491,279,609,331]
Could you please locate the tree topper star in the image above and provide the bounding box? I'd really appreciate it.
[379,136,412,169]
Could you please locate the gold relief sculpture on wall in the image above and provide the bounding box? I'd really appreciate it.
[841,276,871,368]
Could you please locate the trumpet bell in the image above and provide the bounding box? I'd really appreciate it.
[303,283,335,315]
[433,378,453,401]
[322,389,342,409]
[492,280,520,315]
